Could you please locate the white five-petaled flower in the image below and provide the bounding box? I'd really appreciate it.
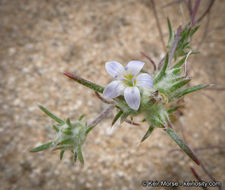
[103,61,153,110]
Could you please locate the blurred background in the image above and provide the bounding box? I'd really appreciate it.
[0,0,224,189]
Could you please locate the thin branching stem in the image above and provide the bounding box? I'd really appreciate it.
[140,52,156,71]
[125,119,140,126]
[158,55,166,70]
[195,0,215,24]
[95,92,115,104]
[186,0,193,17]
[87,105,114,129]
[198,160,220,189]
[197,12,210,49]
[191,0,201,26]
[151,0,166,52]
[190,167,208,190]
[94,93,139,126]
[190,167,203,181]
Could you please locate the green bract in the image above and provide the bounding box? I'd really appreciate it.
[30,106,89,164]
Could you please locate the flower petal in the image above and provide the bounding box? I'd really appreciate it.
[125,61,145,75]
[105,61,125,78]
[103,80,124,98]
[136,73,153,88]
[124,87,140,110]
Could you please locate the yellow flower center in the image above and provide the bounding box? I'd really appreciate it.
[123,74,136,87]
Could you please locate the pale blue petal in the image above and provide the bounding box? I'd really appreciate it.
[105,61,125,78]
[124,87,140,110]
[103,80,124,98]
[136,73,153,88]
[125,61,145,75]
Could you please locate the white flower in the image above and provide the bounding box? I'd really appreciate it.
[103,61,153,110]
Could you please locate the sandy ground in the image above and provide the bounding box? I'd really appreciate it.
[0,0,225,190]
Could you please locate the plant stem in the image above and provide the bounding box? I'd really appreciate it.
[140,52,156,72]
[95,92,115,104]
[191,0,201,26]
[125,119,140,126]
[195,0,215,24]
[87,105,115,129]
[190,167,208,190]
[151,0,166,52]
[197,160,222,190]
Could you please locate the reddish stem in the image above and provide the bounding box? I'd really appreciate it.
[95,92,114,104]
[151,0,166,52]
[125,119,140,126]
[195,0,215,23]
[191,0,201,26]
[190,167,208,190]
[140,52,156,71]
